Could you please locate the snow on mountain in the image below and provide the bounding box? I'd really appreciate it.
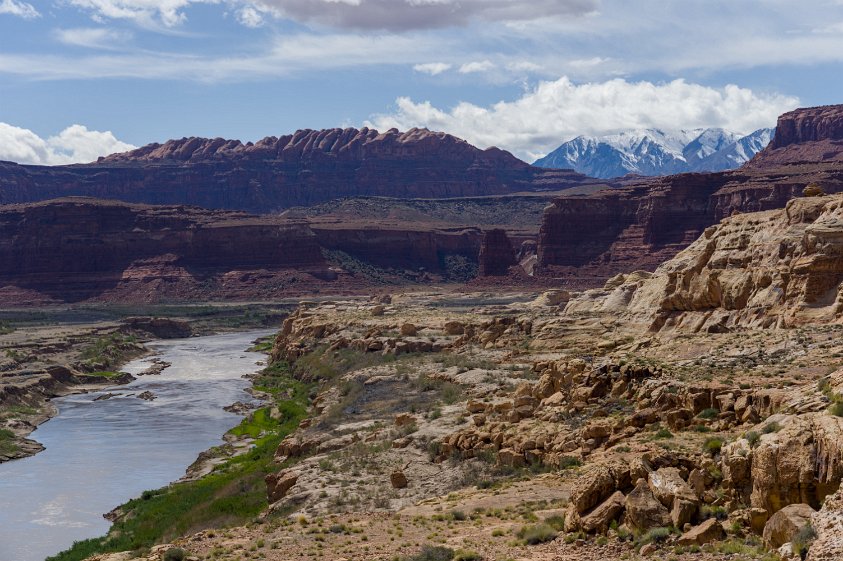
[533,127,774,178]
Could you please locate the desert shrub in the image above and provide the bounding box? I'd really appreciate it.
[654,427,673,439]
[744,431,760,448]
[162,548,186,561]
[545,515,566,531]
[517,524,557,545]
[404,545,455,561]
[636,527,671,547]
[792,523,817,557]
[698,408,720,420]
[453,550,482,561]
[703,437,725,455]
[450,510,467,521]
[761,421,781,434]
[829,401,843,417]
[558,456,581,470]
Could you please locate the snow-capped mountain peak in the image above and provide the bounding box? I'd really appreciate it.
[533,127,774,178]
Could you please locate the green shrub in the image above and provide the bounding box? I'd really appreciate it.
[162,548,186,561]
[450,510,467,521]
[636,527,672,547]
[761,421,781,434]
[654,428,673,439]
[698,408,720,420]
[453,550,482,561]
[517,524,557,545]
[744,431,760,448]
[830,401,843,417]
[558,456,581,470]
[703,437,725,455]
[544,515,566,531]
[792,523,817,557]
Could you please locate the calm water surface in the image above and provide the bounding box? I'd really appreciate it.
[0,330,272,561]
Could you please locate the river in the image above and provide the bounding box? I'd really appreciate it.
[0,330,273,561]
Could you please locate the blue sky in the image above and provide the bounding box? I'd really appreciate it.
[1,0,842,164]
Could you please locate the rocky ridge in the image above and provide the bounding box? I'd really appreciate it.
[0,127,597,213]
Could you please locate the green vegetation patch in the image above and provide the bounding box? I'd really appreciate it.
[0,428,19,455]
[49,359,312,561]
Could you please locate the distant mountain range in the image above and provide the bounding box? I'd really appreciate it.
[533,127,774,178]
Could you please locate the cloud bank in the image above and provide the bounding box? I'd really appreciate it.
[366,77,800,161]
[252,0,598,31]
[0,0,38,18]
[0,123,136,165]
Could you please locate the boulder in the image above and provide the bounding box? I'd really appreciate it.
[763,503,816,548]
[676,518,725,546]
[580,490,625,533]
[571,464,619,514]
[266,469,299,503]
[400,323,418,336]
[625,478,671,532]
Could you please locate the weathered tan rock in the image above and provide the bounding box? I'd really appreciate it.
[808,488,843,560]
[400,323,418,336]
[580,490,625,533]
[763,503,816,548]
[625,478,671,532]
[570,464,620,514]
[648,467,697,508]
[676,518,725,546]
[266,469,299,503]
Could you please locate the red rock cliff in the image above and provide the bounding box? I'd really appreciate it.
[0,128,594,213]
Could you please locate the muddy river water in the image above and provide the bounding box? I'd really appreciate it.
[0,330,272,561]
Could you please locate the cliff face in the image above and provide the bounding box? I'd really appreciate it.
[477,229,517,276]
[565,194,843,332]
[0,198,490,304]
[0,128,594,213]
[538,105,843,286]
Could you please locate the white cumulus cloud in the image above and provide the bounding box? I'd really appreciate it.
[0,0,39,18]
[0,123,136,165]
[458,60,495,74]
[413,62,451,75]
[366,77,800,161]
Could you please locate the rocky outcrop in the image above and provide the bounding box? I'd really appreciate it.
[0,128,595,213]
[808,488,843,560]
[478,229,517,276]
[720,410,843,527]
[537,105,843,286]
[564,194,843,331]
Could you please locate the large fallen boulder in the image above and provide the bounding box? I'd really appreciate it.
[625,478,671,532]
[763,503,816,548]
[677,518,725,546]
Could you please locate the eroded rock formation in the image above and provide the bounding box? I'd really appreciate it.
[565,193,843,332]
